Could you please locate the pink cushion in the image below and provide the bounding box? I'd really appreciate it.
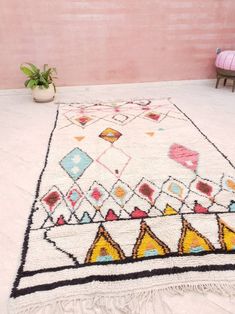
[215,50,235,71]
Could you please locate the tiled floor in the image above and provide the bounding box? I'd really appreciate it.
[1,80,235,313]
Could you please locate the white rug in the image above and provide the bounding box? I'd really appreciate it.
[9,98,235,313]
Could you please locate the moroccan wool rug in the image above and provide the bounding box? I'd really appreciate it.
[9,98,235,313]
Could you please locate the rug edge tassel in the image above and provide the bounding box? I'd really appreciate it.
[8,282,235,314]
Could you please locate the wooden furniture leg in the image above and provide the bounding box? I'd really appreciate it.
[215,76,221,89]
[232,80,235,93]
[224,78,227,86]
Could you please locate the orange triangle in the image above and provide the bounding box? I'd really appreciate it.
[146,132,154,137]
[74,136,85,142]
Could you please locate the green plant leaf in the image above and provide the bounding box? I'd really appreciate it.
[26,79,37,89]
[21,63,56,88]
[25,63,39,74]
[39,75,48,85]
[43,69,52,81]
[20,65,34,77]
[24,79,30,87]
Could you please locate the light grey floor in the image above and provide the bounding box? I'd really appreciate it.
[1,80,235,313]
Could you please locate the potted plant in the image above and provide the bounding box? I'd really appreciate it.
[20,63,57,103]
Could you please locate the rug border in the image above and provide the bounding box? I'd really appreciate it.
[10,106,59,298]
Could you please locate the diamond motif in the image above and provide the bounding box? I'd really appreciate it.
[64,109,98,128]
[196,181,213,196]
[103,114,137,126]
[190,176,220,198]
[97,146,131,178]
[99,128,122,143]
[86,182,109,208]
[66,184,83,211]
[145,112,161,121]
[112,114,128,123]
[222,176,235,193]
[60,148,93,180]
[110,180,133,206]
[169,143,199,171]
[162,178,188,200]
[41,186,62,212]
[135,178,159,205]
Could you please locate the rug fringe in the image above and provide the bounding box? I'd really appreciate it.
[9,282,235,314]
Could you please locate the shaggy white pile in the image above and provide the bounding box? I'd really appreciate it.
[9,98,235,313]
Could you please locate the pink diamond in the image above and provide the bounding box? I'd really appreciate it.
[169,144,199,171]
[91,188,102,201]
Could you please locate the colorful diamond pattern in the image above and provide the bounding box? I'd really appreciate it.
[169,143,199,171]
[60,148,93,180]
[223,176,235,193]
[66,184,83,211]
[86,182,109,208]
[135,179,160,205]
[99,128,122,143]
[162,178,188,200]
[110,180,133,206]
[145,112,161,121]
[41,186,62,213]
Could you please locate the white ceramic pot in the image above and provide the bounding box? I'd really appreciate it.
[32,84,55,103]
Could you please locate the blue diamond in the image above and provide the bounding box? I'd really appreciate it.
[60,148,93,180]
[70,190,80,202]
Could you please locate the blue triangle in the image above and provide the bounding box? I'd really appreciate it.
[80,212,92,224]
[229,201,235,212]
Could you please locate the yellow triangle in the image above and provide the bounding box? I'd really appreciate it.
[74,136,85,142]
[219,219,235,251]
[164,204,177,216]
[146,132,155,137]
[133,222,170,258]
[85,225,125,263]
[179,219,214,254]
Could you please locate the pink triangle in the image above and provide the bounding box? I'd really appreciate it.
[131,207,148,219]
[194,202,208,214]
[57,215,66,225]
[105,209,118,221]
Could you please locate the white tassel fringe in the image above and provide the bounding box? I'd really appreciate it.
[9,282,235,314]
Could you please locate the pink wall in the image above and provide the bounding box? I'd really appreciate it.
[1,0,235,89]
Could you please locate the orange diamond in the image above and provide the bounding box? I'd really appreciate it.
[99,128,122,143]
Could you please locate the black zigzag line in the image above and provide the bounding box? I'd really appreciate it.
[44,230,79,266]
